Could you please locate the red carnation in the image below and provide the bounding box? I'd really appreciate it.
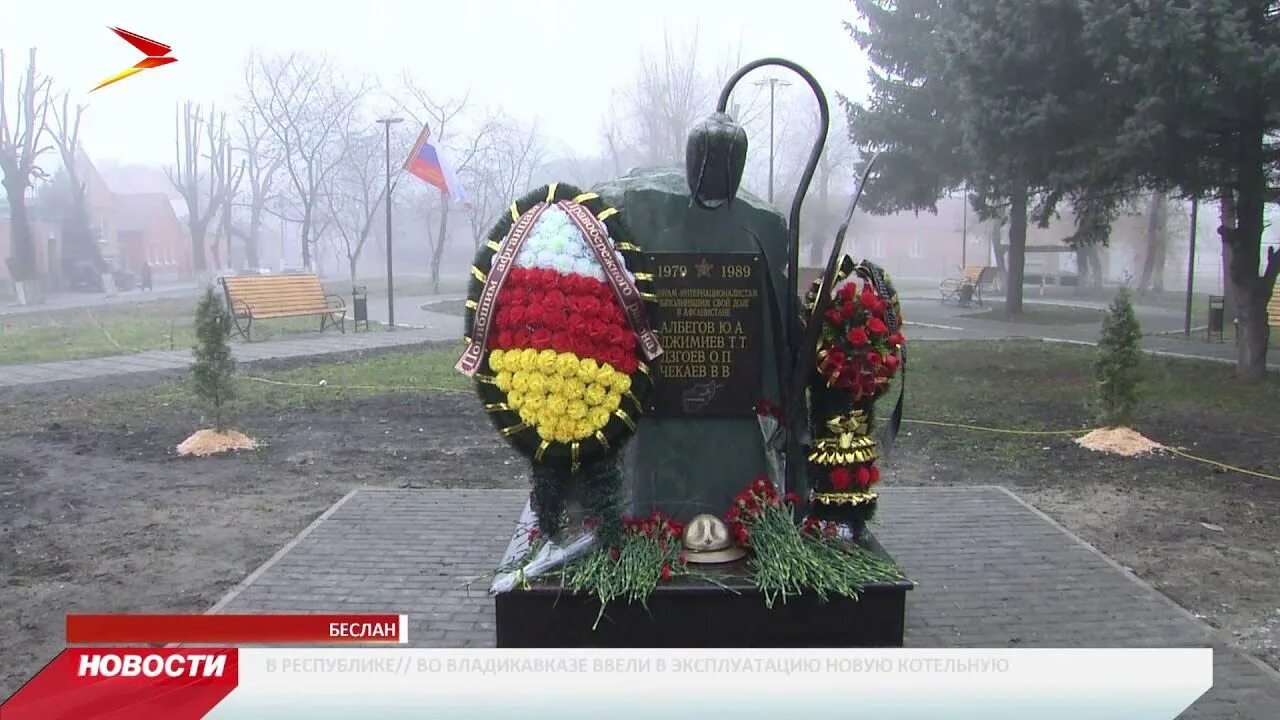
[522,303,543,326]
[507,305,526,326]
[846,327,869,346]
[824,307,843,325]
[513,329,532,347]
[615,327,637,351]
[572,335,595,359]
[660,564,672,583]
[609,547,620,562]
[855,465,872,488]
[860,287,878,307]
[552,332,574,354]
[830,466,853,491]
[578,295,602,318]
[496,330,515,348]
[677,552,688,564]
[784,491,801,506]
[530,328,553,350]
[868,465,881,485]
[733,525,749,546]
[866,351,882,366]
[884,353,900,371]
[841,300,856,319]
[607,304,627,325]
[866,317,888,336]
[586,319,609,342]
[563,275,587,295]
[601,345,627,368]
[889,332,905,347]
[839,283,858,301]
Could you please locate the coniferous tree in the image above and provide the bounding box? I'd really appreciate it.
[1096,289,1143,428]
[846,0,1126,314]
[1082,0,1280,381]
[191,286,236,431]
[844,0,965,214]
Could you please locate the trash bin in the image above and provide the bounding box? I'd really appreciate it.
[352,285,369,332]
[1207,295,1225,343]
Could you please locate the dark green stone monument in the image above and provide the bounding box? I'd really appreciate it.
[595,167,792,521]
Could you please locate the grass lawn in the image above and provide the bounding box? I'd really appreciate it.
[421,299,469,317]
[899,339,1279,451]
[959,304,1107,326]
[0,343,470,432]
[0,299,378,365]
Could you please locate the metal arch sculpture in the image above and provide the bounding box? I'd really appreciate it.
[713,57,830,347]
[690,57,882,509]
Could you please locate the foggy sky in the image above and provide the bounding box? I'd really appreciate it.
[1,0,868,167]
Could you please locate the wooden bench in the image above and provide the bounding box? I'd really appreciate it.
[940,265,996,307]
[218,273,346,341]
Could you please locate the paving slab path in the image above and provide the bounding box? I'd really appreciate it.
[213,486,1280,718]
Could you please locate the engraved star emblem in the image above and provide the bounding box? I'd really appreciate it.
[695,259,714,278]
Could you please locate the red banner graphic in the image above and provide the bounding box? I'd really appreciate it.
[66,613,406,644]
[0,648,238,720]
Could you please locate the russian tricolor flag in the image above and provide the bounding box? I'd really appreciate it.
[403,124,469,206]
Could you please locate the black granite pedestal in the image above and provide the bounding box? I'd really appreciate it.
[493,505,912,648]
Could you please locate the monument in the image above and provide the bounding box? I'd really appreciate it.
[594,167,788,520]
[465,58,912,647]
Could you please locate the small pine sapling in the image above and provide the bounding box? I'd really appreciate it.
[1096,289,1143,427]
[191,286,237,431]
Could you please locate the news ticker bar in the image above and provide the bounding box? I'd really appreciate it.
[1,648,1213,720]
[65,614,408,644]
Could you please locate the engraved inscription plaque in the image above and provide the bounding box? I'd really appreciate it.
[646,251,763,417]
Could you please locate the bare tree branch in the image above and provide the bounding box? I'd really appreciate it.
[246,51,369,271]
[0,48,55,284]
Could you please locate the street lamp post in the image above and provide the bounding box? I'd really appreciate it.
[376,117,404,329]
[753,76,791,204]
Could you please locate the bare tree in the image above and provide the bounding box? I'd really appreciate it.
[214,128,246,271]
[396,78,493,292]
[601,29,747,174]
[166,102,232,277]
[47,91,104,275]
[247,52,367,271]
[0,48,54,294]
[233,67,284,270]
[322,119,384,284]
[461,116,546,249]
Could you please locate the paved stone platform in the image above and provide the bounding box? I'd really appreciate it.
[214,486,1280,717]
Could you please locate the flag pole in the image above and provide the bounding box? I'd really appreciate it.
[377,116,404,330]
